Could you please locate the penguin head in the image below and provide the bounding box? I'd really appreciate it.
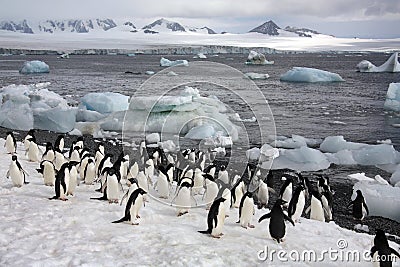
[275,199,287,206]
[127,178,138,186]
[137,188,147,195]
[6,131,13,136]
[108,167,116,176]
[220,165,226,171]
[46,142,53,149]
[76,136,84,142]
[355,190,362,197]
[27,129,35,135]
[87,158,94,164]
[11,155,17,161]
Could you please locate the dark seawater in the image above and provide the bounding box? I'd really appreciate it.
[1,53,399,147]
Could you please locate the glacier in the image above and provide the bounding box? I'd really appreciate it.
[245,50,274,65]
[384,83,400,112]
[280,67,344,83]
[160,57,189,67]
[357,52,400,73]
[80,92,129,114]
[19,60,50,74]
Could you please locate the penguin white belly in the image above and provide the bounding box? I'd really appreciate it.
[321,197,332,221]
[222,189,231,215]
[130,194,144,223]
[137,172,149,192]
[282,185,292,206]
[60,172,70,199]
[233,183,244,208]
[23,138,31,151]
[176,187,191,215]
[28,143,40,162]
[361,205,368,220]
[10,163,23,187]
[107,175,119,203]
[67,166,78,196]
[211,204,226,237]
[205,182,218,209]
[84,164,96,185]
[95,153,104,173]
[43,164,56,186]
[54,153,66,171]
[292,193,305,222]
[310,198,325,222]
[218,171,229,184]
[5,136,15,154]
[79,158,89,176]
[42,151,55,162]
[127,163,139,179]
[100,161,113,185]
[240,197,255,228]
[193,172,204,195]
[157,174,169,198]
[257,183,269,207]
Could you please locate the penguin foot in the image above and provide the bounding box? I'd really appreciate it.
[136,215,141,219]
[248,224,255,228]
[177,211,188,217]
[132,222,139,225]
[59,197,68,201]
[211,234,221,239]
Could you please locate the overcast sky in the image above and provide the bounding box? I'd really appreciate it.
[1,0,400,38]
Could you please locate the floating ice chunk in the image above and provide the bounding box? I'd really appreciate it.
[0,102,33,130]
[19,60,50,74]
[390,166,400,186]
[357,52,400,73]
[245,50,274,65]
[246,147,260,160]
[244,72,269,80]
[59,53,69,59]
[68,128,82,136]
[167,71,178,76]
[377,139,392,144]
[231,113,256,123]
[129,95,193,112]
[181,86,200,97]
[374,175,389,185]
[325,149,357,165]
[158,140,177,153]
[383,83,400,112]
[160,57,189,67]
[185,124,216,140]
[193,53,207,59]
[76,109,105,122]
[280,67,344,83]
[260,144,280,160]
[145,71,155,75]
[352,176,400,221]
[320,136,366,153]
[81,92,129,114]
[146,133,160,144]
[269,146,330,171]
[33,107,76,133]
[352,144,400,165]
[348,173,375,182]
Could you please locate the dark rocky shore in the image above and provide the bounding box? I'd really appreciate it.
[1,126,399,246]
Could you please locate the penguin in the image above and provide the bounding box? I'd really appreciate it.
[219,185,231,217]
[193,168,204,195]
[97,154,113,188]
[218,165,229,185]
[127,162,139,179]
[5,131,17,154]
[27,138,41,162]
[120,178,140,205]
[198,197,227,238]
[231,176,245,208]
[305,191,325,222]
[238,192,255,229]
[370,229,400,267]
[321,184,333,222]
[94,143,105,174]
[41,142,55,162]
[204,164,216,178]
[23,129,35,151]
[112,188,147,225]
[145,158,155,181]
[258,199,295,243]
[288,184,306,223]
[317,175,331,194]
[136,171,149,197]
[67,161,79,196]
[174,181,193,216]
[256,178,269,209]
[82,158,96,185]
[75,136,84,150]
[79,153,92,177]
[347,189,369,221]
[54,147,67,171]
[155,164,173,199]
[69,146,81,162]
[54,135,65,153]
[7,155,28,187]
[41,160,56,186]
[49,162,70,201]
[106,167,121,203]
[279,176,293,207]
[203,173,219,209]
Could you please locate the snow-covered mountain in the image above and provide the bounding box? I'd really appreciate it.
[37,19,118,33]
[0,20,33,34]
[249,20,323,37]
[141,18,216,34]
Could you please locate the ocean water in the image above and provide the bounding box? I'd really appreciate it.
[0,52,399,148]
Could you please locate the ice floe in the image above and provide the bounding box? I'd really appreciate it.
[245,50,274,65]
[357,52,400,73]
[19,60,49,74]
[80,92,129,114]
[384,83,400,112]
[160,57,189,67]
[280,67,345,83]
[244,72,269,80]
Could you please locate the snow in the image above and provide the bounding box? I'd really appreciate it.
[350,173,400,222]
[19,60,49,74]
[244,72,270,80]
[384,83,400,112]
[357,52,400,72]
[280,67,345,83]
[160,57,189,67]
[1,138,399,266]
[80,92,129,114]
[245,50,274,65]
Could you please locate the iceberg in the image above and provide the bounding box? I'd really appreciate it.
[352,144,400,166]
[245,50,274,65]
[246,147,260,160]
[184,124,216,140]
[146,133,160,144]
[320,136,366,153]
[244,72,269,80]
[19,60,50,74]
[80,92,129,114]
[280,67,344,83]
[193,53,207,59]
[160,57,189,67]
[76,109,105,122]
[383,83,400,112]
[33,107,76,133]
[357,52,400,73]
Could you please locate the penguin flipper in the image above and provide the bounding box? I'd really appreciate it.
[258,213,271,223]
[390,247,400,258]
[304,205,311,214]
[370,246,378,257]
[363,200,369,215]
[6,170,10,179]
[284,213,295,226]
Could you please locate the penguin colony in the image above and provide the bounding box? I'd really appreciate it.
[2,130,399,264]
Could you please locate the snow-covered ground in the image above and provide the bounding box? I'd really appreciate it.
[0,30,399,52]
[0,138,399,266]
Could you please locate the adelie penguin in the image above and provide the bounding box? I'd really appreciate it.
[82,158,96,185]
[49,162,70,201]
[279,176,293,207]
[5,131,17,155]
[7,155,29,187]
[237,192,255,229]
[203,173,219,210]
[23,129,35,151]
[370,229,400,267]
[258,199,295,243]
[54,135,65,153]
[198,197,227,238]
[288,184,306,223]
[305,191,325,222]
[112,188,147,225]
[37,160,56,186]
[347,189,369,221]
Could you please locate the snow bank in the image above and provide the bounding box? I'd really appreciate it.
[160,57,189,67]
[19,60,49,74]
[280,67,344,83]
[357,52,400,73]
[245,50,274,65]
[80,92,129,114]
[0,83,76,132]
[350,173,400,221]
[244,72,269,80]
[384,83,400,112]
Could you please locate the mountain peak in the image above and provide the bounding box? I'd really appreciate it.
[142,18,186,32]
[249,20,280,35]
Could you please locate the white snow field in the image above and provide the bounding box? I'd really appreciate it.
[1,138,400,266]
[1,30,400,52]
